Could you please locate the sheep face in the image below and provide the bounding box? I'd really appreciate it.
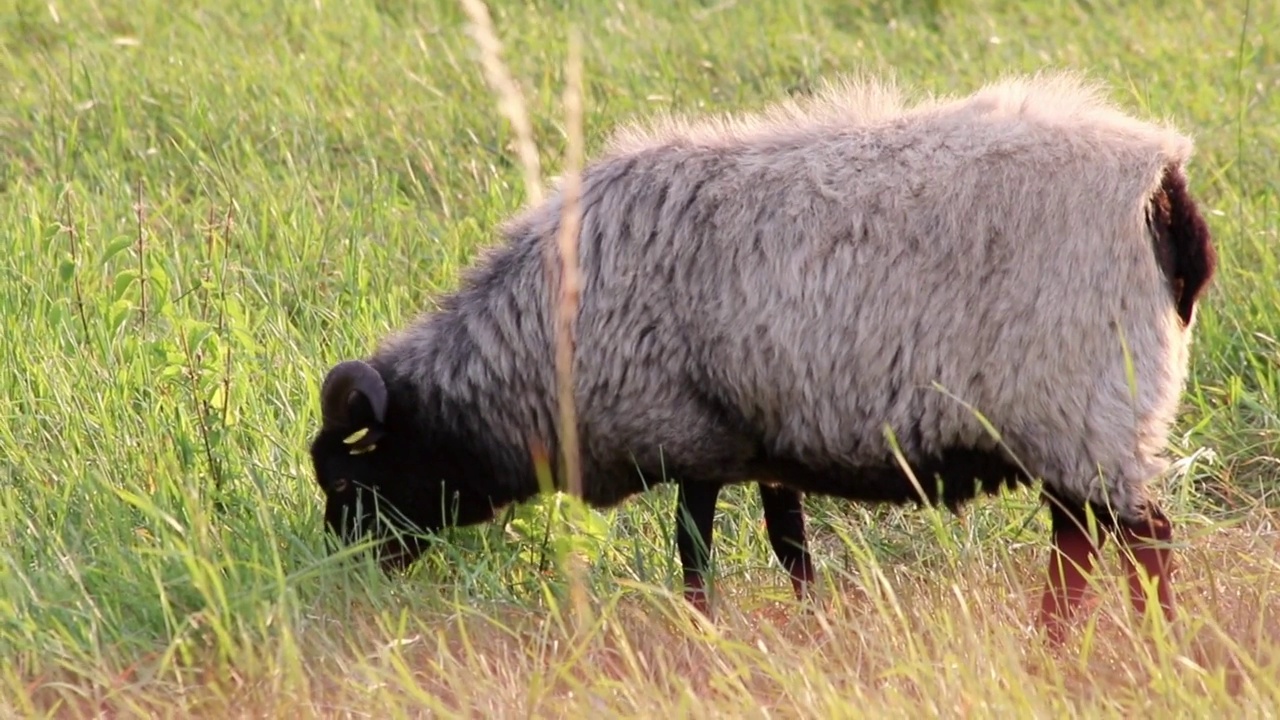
[310,359,497,571]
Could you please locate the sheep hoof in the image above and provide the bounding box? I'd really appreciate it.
[1037,519,1105,644]
[1117,511,1177,626]
[683,574,713,617]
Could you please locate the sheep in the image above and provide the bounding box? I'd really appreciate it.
[308,71,1216,639]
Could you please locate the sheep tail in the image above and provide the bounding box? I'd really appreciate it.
[1149,164,1218,327]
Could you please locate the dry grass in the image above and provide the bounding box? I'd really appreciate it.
[16,510,1280,717]
[394,516,1280,717]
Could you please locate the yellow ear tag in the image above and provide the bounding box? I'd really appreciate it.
[349,444,377,456]
[343,428,370,445]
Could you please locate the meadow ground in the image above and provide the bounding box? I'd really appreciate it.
[2,0,1279,716]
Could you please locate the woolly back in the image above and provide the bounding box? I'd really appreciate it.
[605,71,1192,166]
[541,70,1204,478]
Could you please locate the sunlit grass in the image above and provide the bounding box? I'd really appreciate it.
[1,0,1278,715]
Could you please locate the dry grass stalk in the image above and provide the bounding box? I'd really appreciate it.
[457,0,544,206]
[554,30,585,503]
[457,0,590,627]
[553,29,589,626]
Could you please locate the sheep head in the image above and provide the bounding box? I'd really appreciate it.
[309,359,422,570]
[309,358,503,572]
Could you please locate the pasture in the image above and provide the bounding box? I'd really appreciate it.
[1,0,1278,716]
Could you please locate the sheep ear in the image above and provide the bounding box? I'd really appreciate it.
[320,360,388,433]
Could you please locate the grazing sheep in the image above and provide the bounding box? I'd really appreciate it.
[309,71,1215,639]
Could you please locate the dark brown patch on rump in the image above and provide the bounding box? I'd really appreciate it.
[1148,164,1217,326]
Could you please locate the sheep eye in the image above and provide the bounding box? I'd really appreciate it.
[331,478,350,493]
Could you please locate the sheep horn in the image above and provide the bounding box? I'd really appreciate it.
[320,360,388,430]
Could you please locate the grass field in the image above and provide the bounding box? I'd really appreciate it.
[2,0,1279,716]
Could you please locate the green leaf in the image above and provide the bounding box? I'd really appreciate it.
[209,383,227,413]
[58,258,76,283]
[230,326,261,355]
[109,298,133,334]
[113,270,139,300]
[186,321,214,354]
[101,235,134,266]
[147,265,171,304]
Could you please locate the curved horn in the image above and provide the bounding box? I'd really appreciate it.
[320,360,388,429]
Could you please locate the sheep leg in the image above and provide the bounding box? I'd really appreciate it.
[675,480,722,615]
[1114,504,1176,624]
[758,483,815,601]
[1038,498,1108,643]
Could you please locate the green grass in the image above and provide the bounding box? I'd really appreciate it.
[2,0,1279,716]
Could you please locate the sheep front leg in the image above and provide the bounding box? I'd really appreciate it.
[1038,497,1108,643]
[758,483,816,602]
[1115,503,1177,624]
[676,480,722,615]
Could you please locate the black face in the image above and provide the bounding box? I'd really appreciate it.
[311,359,427,570]
[311,359,498,571]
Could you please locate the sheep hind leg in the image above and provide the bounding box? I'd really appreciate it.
[1038,496,1108,643]
[1115,503,1176,625]
[758,483,816,603]
[675,480,722,616]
